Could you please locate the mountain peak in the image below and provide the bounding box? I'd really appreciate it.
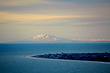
[32,34,57,41]
[10,34,73,43]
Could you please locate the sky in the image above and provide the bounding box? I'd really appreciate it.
[0,0,110,42]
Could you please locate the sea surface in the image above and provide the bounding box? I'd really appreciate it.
[0,43,110,73]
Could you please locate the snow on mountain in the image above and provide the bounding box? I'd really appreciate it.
[31,34,57,41]
[9,34,110,43]
[27,34,74,43]
[10,34,74,43]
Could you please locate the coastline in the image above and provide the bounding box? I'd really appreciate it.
[26,55,110,64]
[29,52,110,62]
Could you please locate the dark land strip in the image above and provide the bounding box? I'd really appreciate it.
[32,52,110,62]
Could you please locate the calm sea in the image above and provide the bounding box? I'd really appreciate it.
[0,43,110,73]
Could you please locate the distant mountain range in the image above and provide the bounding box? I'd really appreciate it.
[10,34,73,43]
[9,34,110,43]
[27,34,73,43]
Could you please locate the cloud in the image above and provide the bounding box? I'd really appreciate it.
[0,11,95,24]
[1,11,110,27]
[0,0,51,6]
[72,39,110,41]
[0,1,109,19]
[71,21,110,27]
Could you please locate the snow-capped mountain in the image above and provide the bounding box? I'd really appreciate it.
[30,34,58,42]
[8,34,110,43]
[11,34,73,43]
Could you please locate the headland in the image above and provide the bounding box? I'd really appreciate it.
[31,52,110,62]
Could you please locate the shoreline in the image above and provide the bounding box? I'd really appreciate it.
[26,55,110,64]
[30,52,110,62]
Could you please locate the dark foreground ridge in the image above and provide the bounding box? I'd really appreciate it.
[32,52,110,62]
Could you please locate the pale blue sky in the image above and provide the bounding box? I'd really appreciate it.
[0,0,110,42]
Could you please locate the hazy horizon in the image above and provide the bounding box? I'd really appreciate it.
[0,0,110,43]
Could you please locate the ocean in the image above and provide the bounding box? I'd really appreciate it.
[0,43,110,73]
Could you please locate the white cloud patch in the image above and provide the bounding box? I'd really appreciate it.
[72,39,110,41]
